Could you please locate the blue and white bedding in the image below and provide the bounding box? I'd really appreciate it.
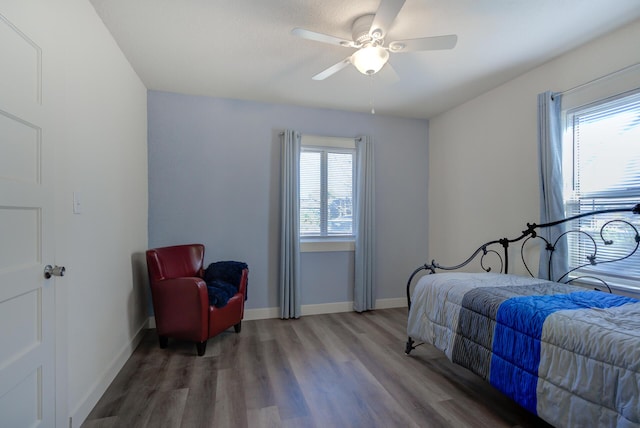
[407,272,640,427]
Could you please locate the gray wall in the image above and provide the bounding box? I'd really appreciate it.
[148,90,429,310]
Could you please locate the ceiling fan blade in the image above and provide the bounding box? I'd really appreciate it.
[388,34,458,52]
[291,28,354,47]
[369,0,406,39]
[382,61,399,81]
[312,57,352,80]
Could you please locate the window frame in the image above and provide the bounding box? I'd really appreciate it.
[299,135,356,252]
[561,87,640,291]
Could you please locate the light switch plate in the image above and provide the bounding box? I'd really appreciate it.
[73,192,82,214]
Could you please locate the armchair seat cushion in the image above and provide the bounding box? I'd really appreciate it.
[209,293,244,337]
[204,261,249,300]
[206,279,237,307]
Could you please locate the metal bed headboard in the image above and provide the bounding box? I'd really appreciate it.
[406,203,640,310]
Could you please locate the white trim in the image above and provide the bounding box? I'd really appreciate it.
[242,307,280,321]
[301,239,355,252]
[569,274,640,299]
[70,320,148,428]
[55,279,69,428]
[562,63,640,110]
[609,286,640,300]
[301,301,353,316]
[375,297,407,309]
[148,297,406,325]
[301,134,356,149]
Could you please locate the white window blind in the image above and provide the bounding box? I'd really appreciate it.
[300,151,321,235]
[300,140,354,237]
[564,89,640,285]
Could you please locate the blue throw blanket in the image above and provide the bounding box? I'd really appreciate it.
[204,261,248,308]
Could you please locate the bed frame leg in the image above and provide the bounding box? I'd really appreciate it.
[405,337,415,355]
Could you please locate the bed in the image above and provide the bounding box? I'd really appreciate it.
[405,204,640,428]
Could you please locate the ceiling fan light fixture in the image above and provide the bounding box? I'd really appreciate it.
[351,45,389,75]
[291,1,458,81]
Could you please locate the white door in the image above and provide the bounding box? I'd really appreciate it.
[0,3,57,427]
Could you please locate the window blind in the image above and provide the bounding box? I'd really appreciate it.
[300,151,321,235]
[565,89,640,282]
[300,148,354,237]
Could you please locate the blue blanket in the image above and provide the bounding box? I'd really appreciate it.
[204,261,248,307]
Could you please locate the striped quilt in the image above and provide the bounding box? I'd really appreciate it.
[407,272,640,427]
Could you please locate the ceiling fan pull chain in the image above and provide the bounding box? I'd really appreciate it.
[370,74,376,114]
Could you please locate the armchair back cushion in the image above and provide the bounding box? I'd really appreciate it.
[147,244,204,282]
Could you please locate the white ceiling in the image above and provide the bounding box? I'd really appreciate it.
[89,0,640,119]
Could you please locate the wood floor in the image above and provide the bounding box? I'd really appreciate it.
[82,308,551,428]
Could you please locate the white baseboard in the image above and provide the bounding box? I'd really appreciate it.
[147,297,406,326]
[301,301,354,316]
[282,297,406,318]
[375,297,407,309]
[70,319,148,428]
[243,307,280,320]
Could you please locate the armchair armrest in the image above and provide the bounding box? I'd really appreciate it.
[238,268,249,299]
[151,277,209,342]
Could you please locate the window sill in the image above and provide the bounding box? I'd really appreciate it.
[301,238,355,253]
[569,272,640,298]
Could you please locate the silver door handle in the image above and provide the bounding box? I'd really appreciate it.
[44,265,65,279]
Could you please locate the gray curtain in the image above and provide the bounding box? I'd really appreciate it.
[353,136,376,312]
[537,91,567,280]
[279,130,301,319]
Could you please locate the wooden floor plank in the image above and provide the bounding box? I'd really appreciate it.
[146,389,189,428]
[246,406,282,428]
[82,308,551,428]
[285,321,359,427]
[213,367,249,428]
[79,416,119,428]
[237,334,276,412]
[260,335,312,423]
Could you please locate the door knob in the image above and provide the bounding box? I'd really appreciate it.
[44,265,66,279]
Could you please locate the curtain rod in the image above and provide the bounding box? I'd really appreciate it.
[278,131,361,141]
[559,62,640,96]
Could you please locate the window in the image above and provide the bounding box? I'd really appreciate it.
[299,136,355,239]
[562,89,640,287]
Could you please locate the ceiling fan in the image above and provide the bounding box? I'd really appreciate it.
[291,0,458,80]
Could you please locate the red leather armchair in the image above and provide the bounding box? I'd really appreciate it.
[146,244,248,356]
